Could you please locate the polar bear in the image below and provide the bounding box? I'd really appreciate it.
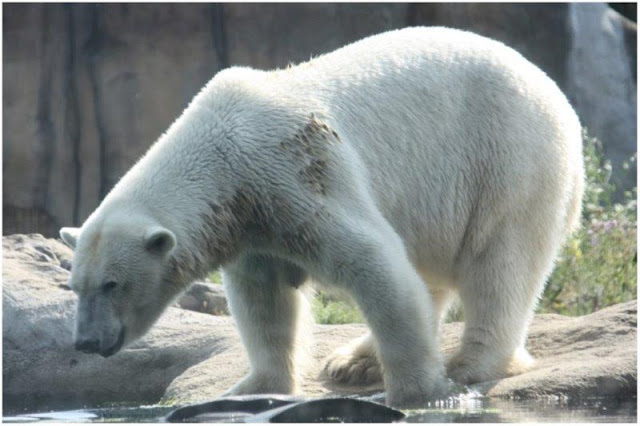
[59,27,584,408]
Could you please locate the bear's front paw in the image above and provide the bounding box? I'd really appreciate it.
[222,372,296,397]
[385,370,450,409]
[323,345,383,386]
[446,354,487,385]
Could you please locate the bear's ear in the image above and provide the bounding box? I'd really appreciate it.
[144,226,176,256]
[60,227,80,249]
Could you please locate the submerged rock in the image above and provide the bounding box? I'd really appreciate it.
[250,397,406,423]
[163,395,405,423]
[164,395,301,422]
[2,234,637,414]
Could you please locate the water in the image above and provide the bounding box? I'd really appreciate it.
[3,397,636,423]
[403,397,637,423]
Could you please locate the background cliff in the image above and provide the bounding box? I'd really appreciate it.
[3,3,637,236]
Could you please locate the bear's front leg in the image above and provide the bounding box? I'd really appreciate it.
[308,213,450,408]
[221,254,310,396]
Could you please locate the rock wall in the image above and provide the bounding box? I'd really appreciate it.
[3,3,223,237]
[568,3,637,189]
[3,3,636,237]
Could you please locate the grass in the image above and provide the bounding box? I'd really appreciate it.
[208,269,365,324]
[209,270,222,284]
[210,132,636,324]
[312,292,365,324]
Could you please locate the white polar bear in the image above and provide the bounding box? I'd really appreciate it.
[60,27,584,408]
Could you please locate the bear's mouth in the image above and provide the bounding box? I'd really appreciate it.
[99,327,126,358]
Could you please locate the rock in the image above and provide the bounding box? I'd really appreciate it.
[3,4,636,238]
[2,234,238,413]
[2,234,636,414]
[163,396,303,422]
[163,396,405,423]
[162,302,637,405]
[566,3,637,194]
[474,302,638,399]
[175,282,229,316]
[3,3,223,237]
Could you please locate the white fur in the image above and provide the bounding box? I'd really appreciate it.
[61,27,584,408]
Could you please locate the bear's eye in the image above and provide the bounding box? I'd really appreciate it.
[102,281,118,292]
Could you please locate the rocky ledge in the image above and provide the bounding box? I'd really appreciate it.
[3,234,636,413]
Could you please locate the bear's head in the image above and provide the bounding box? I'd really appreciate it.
[60,211,179,357]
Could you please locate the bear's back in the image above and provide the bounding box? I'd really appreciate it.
[273,27,582,275]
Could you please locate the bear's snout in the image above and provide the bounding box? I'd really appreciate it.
[99,327,126,358]
[74,326,125,357]
[75,338,100,354]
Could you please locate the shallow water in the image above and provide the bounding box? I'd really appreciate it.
[403,397,637,423]
[3,396,636,423]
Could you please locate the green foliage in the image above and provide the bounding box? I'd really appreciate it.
[540,132,637,315]
[445,302,464,323]
[312,292,365,324]
[208,270,222,284]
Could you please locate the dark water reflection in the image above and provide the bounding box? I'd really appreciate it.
[3,397,637,423]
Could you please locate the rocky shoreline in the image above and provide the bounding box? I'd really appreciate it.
[3,234,637,413]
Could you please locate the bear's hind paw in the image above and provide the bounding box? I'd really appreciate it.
[323,348,383,386]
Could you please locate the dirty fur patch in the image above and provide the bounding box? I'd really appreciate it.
[278,207,330,261]
[299,159,328,195]
[168,115,340,285]
[280,114,340,195]
[169,188,270,286]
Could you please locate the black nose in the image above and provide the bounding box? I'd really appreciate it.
[75,339,100,353]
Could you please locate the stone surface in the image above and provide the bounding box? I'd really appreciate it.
[3,3,222,237]
[2,234,636,413]
[162,302,637,405]
[567,3,637,194]
[175,282,229,316]
[452,303,637,399]
[3,4,636,237]
[2,234,238,412]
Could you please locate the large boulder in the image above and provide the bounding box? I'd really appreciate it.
[2,234,238,412]
[566,3,637,194]
[2,234,636,414]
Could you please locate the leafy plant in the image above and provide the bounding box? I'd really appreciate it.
[540,133,636,315]
[312,291,365,324]
[208,270,222,284]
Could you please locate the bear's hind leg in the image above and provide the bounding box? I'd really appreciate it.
[447,225,556,385]
[222,254,311,396]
